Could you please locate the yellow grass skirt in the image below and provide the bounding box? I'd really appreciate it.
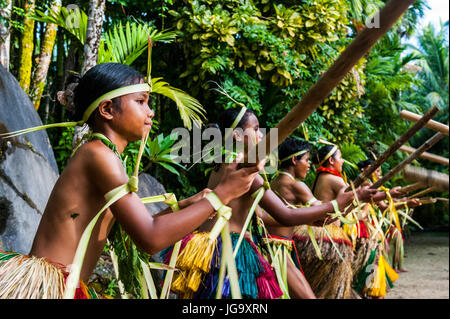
[0,251,90,299]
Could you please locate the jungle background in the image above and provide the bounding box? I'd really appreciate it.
[0,0,448,297]
[1,0,448,228]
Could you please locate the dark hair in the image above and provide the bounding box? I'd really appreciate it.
[70,63,145,125]
[278,137,311,169]
[215,107,255,137]
[357,159,374,171]
[312,145,338,167]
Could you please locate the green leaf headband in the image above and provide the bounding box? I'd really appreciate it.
[317,145,338,167]
[279,149,309,164]
[0,83,151,139]
[223,106,248,141]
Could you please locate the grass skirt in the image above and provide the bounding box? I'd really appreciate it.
[292,225,355,299]
[0,251,89,299]
[162,232,283,299]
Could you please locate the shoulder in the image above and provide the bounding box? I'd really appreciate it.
[74,140,129,193]
[291,181,312,194]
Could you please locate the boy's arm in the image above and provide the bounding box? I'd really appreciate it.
[88,149,260,254]
[291,181,317,205]
[249,175,355,226]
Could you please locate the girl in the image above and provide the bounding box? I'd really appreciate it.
[166,108,376,299]
[263,137,322,299]
[0,63,262,299]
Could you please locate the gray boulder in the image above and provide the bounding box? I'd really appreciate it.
[0,65,59,253]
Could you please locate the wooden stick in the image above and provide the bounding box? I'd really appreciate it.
[399,145,449,166]
[244,0,416,165]
[400,182,426,195]
[418,198,437,205]
[435,197,449,205]
[370,132,444,189]
[400,110,449,136]
[408,187,437,199]
[343,106,440,191]
[403,165,449,191]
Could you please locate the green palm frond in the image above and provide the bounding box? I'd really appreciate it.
[100,21,178,65]
[340,142,367,179]
[33,5,88,44]
[151,77,206,129]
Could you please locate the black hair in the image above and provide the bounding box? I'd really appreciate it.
[312,145,338,167]
[70,63,145,125]
[357,159,374,171]
[311,145,339,193]
[278,137,311,169]
[215,107,255,137]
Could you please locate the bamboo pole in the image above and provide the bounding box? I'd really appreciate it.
[370,132,444,189]
[418,198,437,205]
[403,165,449,191]
[400,110,449,136]
[244,0,416,165]
[408,187,437,199]
[435,198,449,205]
[344,106,440,191]
[400,182,426,195]
[399,145,449,166]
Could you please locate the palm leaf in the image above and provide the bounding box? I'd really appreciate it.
[33,5,88,44]
[101,21,177,65]
[151,78,206,129]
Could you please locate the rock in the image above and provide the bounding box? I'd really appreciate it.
[0,65,58,173]
[0,65,59,253]
[137,173,169,216]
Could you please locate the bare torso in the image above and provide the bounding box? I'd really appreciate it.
[313,172,347,226]
[29,140,123,282]
[198,166,254,234]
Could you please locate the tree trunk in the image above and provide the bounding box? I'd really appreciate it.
[29,0,61,111]
[0,0,12,71]
[81,0,105,74]
[18,0,36,94]
[73,0,106,149]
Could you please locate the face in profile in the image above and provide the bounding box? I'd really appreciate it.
[294,152,310,180]
[330,149,344,173]
[234,113,263,154]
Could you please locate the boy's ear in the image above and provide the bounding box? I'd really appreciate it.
[291,156,296,166]
[233,130,243,142]
[97,100,114,120]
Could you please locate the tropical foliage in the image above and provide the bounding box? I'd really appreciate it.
[1,0,448,297]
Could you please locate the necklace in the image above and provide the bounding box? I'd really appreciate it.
[278,170,301,182]
[90,133,125,166]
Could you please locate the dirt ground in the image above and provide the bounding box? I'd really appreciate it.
[385,232,449,299]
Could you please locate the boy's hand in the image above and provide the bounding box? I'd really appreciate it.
[180,188,213,208]
[390,186,405,198]
[214,153,265,205]
[406,198,422,208]
[356,186,378,203]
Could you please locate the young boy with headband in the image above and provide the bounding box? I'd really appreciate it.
[0,63,263,298]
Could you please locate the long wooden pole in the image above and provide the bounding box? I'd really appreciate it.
[403,165,449,191]
[399,145,449,166]
[400,182,426,195]
[370,132,444,189]
[344,105,440,191]
[400,110,449,136]
[245,0,416,165]
[407,187,437,199]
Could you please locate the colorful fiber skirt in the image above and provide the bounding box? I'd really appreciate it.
[292,225,355,299]
[0,251,90,299]
[162,232,283,299]
[353,246,398,298]
[262,235,305,299]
